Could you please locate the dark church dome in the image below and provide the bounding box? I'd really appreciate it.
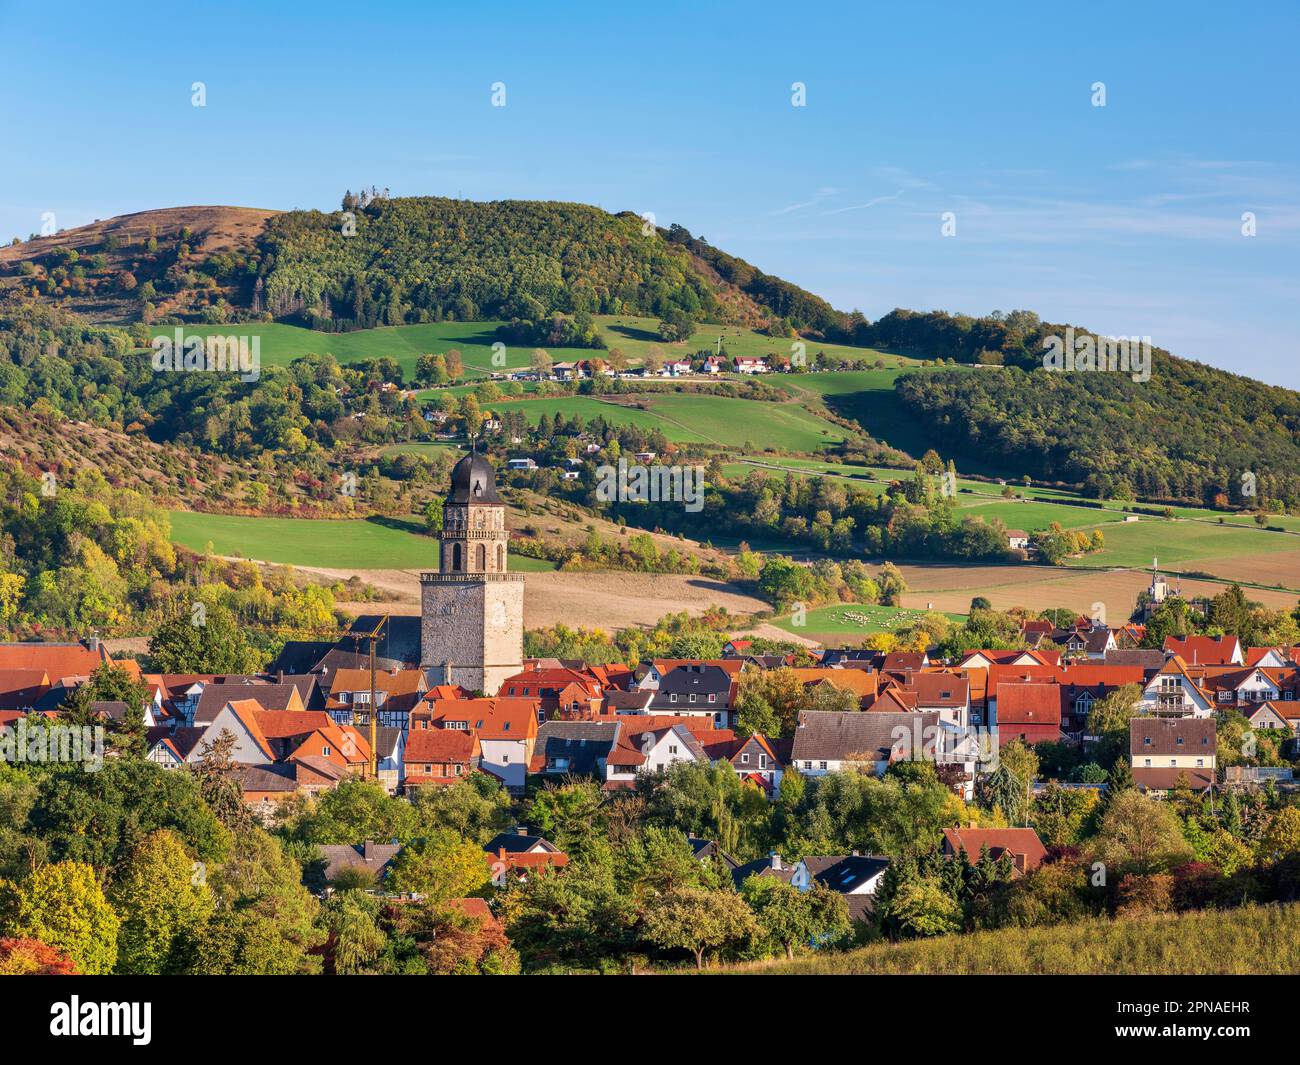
[446,453,502,505]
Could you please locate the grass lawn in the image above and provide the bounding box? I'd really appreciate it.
[167,510,555,571]
[771,603,966,636]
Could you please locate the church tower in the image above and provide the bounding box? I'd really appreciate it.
[420,453,524,695]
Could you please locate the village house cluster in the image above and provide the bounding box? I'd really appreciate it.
[1,457,1289,922]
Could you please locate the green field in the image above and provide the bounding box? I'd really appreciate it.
[150,321,592,381]
[167,511,556,571]
[594,316,905,367]
[770,365,980,460]
[152,316,900,385]
[380,442,466,459]
[1063,518,1300,571]
[493,394,849,451]
[954,498,1124,531]
[771,603,966,636]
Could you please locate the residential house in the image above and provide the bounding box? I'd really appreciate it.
[499,667,604,718]
[790,709,944,776]
[1162,634,1244,666]
[402,727,480,788]
[416,696,539,792]
[1130,716,1216,792]
[326,667,428,730]
[530,719,622,777]
[1139,657,1215,717]
[603,720,718,789]
[991,683,1063,746]
[318,841,402,889]
[646,663,736,727]
[485,831,568,882]
[941,827,1048,875]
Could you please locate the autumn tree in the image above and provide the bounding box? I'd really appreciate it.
[1093,790,1194,875]
[641,886,756,969]
[111,829,213,974]
[387,829,489,903]
[4,862,119,974]
[742,878,851,959]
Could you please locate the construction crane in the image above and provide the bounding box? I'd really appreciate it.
[351,614,389,780]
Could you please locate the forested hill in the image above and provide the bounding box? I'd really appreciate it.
[895,358,1300,509]
[0,195,848,338]
[256,195,850,335]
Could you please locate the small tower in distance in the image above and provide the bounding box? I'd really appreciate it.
[420,452,524,695]
[1150,556,1170,605]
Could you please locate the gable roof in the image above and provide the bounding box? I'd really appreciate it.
[483,832,560,855]
[0,641,123,682]
[318,841,402,882]
[994,683,1062,726]
[804,854,891,892]
[405,728,479,763]
[422,697,540,740]
[791,710,940,764]
[942,827,1047,871]
[194,681,302,725]
[532,720,621,774]
[1162,634,1243,665]
[1130,716,1216,756]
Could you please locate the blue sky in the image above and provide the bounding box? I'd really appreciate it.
[1,0,1296,383]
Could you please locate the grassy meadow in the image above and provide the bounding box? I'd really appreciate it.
[167,510,555,571]
[771,603,966,637]
[492,393,849,451]
[739,902,1300,975]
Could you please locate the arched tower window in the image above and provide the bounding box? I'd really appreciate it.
[451,543,462,572]
[496,543,505,571]
[476,543,486,571]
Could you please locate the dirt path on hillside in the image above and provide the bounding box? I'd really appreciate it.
[312,567,771,631]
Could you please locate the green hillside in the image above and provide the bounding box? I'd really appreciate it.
[167,510,555,571]
[492,394,849,451]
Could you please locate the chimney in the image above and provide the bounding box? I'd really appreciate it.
[498,847,507,860]
[363,840,376,861]
[968,821,977,829]
[515,824,529,836]
[770,851,783,871]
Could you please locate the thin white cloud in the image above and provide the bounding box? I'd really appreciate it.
[821,189,905,215]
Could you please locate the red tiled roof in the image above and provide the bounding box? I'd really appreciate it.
[420,697,540,740]
[1162,635,1242,665]
[0,643,119,680]
[405,728,479,763]
[995,683,1062,725]
[942,827,1047,871]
